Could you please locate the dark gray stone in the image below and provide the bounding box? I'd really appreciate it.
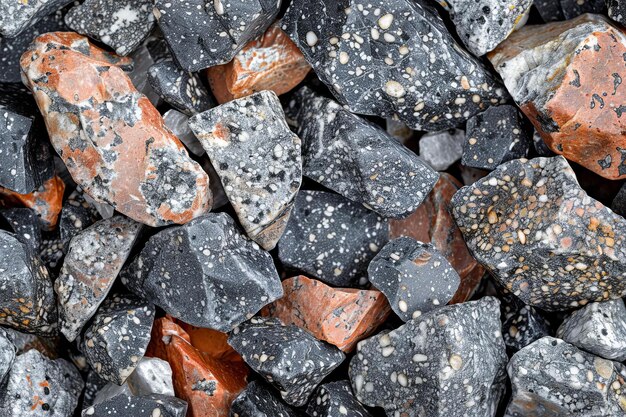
[500,290,550,353]
[307,380,372,417]
[534,0,566,21]
[0,0,71,37]
[163,109,205,157]
[1,208,42,250]
[532,130,555,157]
[230,380,299,417]
[612,182,626,218]
[560,0,606,19]
[83,370,109,408]
[607,0,626,24]
[0,328,15,383]
[59,187,101,250]
[82,394,188,417]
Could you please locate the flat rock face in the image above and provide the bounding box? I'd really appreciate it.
[228,317,346,407]
[154,0,280,71]
[82,394,188,417]
[451,156,626,311]
[0,0,71,37]
[230,380,299,417]
[207,23,310,103]
[123,213,283,331]
[419,129,464,171]
[262,275,391,352]
[506,337,626,416]
[349,297,507,417]
[189,91,302,250]
[282,0,508,131]
[488,14,626,180]
[287,87,439,218]
[277,190,389,287]
[20,32,211,226]
[307,380,373,417]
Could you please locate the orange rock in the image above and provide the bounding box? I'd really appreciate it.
[389,174,485,303]
[176,322,243,363]
[207,23,310,103]
[261,275,391,352]
[0,175,65,230]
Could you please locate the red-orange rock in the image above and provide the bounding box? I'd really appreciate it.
[207,23,310,103]
[0,175,65,230]
[488,14,626,180]
[389,174,485,303]
[20,32,211,226]
[261,275,391,352]
[176,322,243,363]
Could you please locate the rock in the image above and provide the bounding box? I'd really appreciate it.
[154,0,280,71]
[0,0,71,37]
[59,187,101,249]
[0,349,83,417]
[534,0,566,21]
[349,297,507,417]
[500,290,550,353]
[532,130,555,157]
[282,0,508,131]
[451,156,626,311]
[0,208,42,250]
[506,337,626,416]
[148,60,214,116]
[127,39,165,106]
[557,299,626,361]
[418,129,464,171]
[613,182,626,218]
[386,118,415,144]
[229,317,345,407]
[39,235,65,270]
[206,23,310,103]
[462,105,531,170]
[2,327,60,359]
[64,0,155,56]
[307,380,372,417]
[388,174,485,303]
[189,91,302,250]
[20,32,211,226]
[173,321,243,363]
[261,275,391,352]
[368,237,460,321]
[607,0,626,24]
[83,371,109,408]
[287,87,439,217]
[162,110,205,157]
[488,14,626,180]
[230,380,299,417]
[55,215,142,341]
[560,0,606,18]
[81,294,155,385]
[438,0,532,56]
[82,394,188,417]
[0,329,15,382]
[277,190,389,287]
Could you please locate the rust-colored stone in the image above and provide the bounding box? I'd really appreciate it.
[207,23,310,103]
[176,322,243,363]
[20,32,211,226]
[0,175,65,231]
[389,174,485,303]
[261,275,391,352]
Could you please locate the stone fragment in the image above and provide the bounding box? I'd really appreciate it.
[162,109,205,156]
[368,237,460,321]
[189,91,302,250]
[0,107,41,193]
[282,0,508,131]
[2,327,60,359]
[81,294,155,385]
[0,0,71,37]
[462,105,532,170]
[229,317,345,407]
[277,190,389,287]
[174,321,244,363]
[534,0,566,21]
[560,0,606,18]
[64,0,155,56]
[21,32,211,226]
[207,23,310,103]
[349,297,507,417]
[532,130,555,157]
[307,380,372,417]
[127,40,165,106]
[557,299,626,361]
[59,187,101,249]
[488,14,626,180]
[287,87,438,217]
[82,394,188,417]
[0,208,42,250]
[386,118,415,144]
[506,337,626,416]
[39,235,65,271]
[55,215,142,341]
[0,349,83,417]
[418,129,464,171]
[0,329,15,382]
[83,370,109,408]
[607,0,626,24]
[612,182,626,218]
[451,156,626,310]
[262,275,391,352]
[0,175,64,230]
[154,0,280,71]
[230,380,299,417]
[501,290,550,353]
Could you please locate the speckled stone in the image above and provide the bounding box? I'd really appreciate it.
[162,109,205,157]
[0,0,71,37]
[418,129,464,171]
[560,0,606,18]
[127,37,168,106]
[148,60,214,116]
[488,14,626,180]
[557,299,626,362]
[83,370,109,408]
[21,32,211,226]
[0,349,83,417]
[154,0,280,71]
[287,87,438,218]
[80,294,155,385]
[282,0,508,131]
[506,337,626,416]
[307,380,372,417]
[189,91,302,250]
[368,237,460,321]
[349,297,507,417]
[2,327,60,359]
[82,394,188,417]
[462,105,531,170]
[533,129,555,157]
[1,208,42,250]
[64,0,154,56]
[122,213,283,331]
[59,187,101,249]
[0,328,15,382]
[230,380,299,417]
[607,0,626,24]
[277,190,389,287]
[229,317,345,407]
[55,215,142,341]
[534,0,566,21]
[451,156,626,311]
[500,290,550,353]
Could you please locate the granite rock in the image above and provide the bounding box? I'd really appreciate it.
[82,394,188,417]
[230,380,299,417]
[418,129,464,171]
[307,380,372,417]
[0,0,71,37]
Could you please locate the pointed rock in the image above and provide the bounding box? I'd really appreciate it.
[1,208,42,251]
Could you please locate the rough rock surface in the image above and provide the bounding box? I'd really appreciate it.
[230,380,299,417]
[0,0,71,37]
[607,0,626,24]
[307,380,373,417]
[82,394,188,417]
[1,208,42,251]
[501,290,550,353]
[419,129,464,171]
[58,187,101,249]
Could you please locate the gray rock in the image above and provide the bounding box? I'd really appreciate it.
[59,187,101,250]
[230,380,300,417]
[0,0,71,37]
[307,380,372,417]
[163,109,205,156]
[560,0,606,19]
[1,208,42,251]
[501,291,551,353]
[419,129,464,171]
[607,0,626,24]
[82,394,188,417]
[0,329,15,383]
[612,182,626,218]
[534,0,565,21]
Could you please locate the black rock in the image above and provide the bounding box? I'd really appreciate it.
[286,87,438,218]
[0,208,42,250]
[607,0,626,24]
[40,235,65,271]
[154,0,280,71]
[307,380,372,417]
[81,394,188,417]
[83,370,109,408]
[559,0,606,19]
[0,0,71,37]
[0,328,15,383]
[277,190,389,287]
[230,380,300,417]
[59,187,101,250]
[500,290,550,353]
[534,0,566,21]
[122,213,283,331]
[532,130,555,157]
[229,317,345,407]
